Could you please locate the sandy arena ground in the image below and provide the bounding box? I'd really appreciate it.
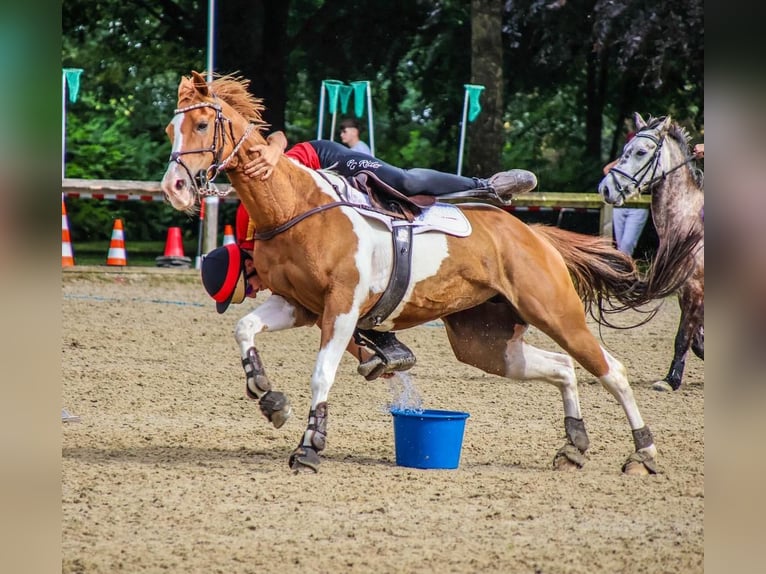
[62,267,703,573]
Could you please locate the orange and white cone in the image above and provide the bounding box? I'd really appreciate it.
[222,224,236,246]
[106,218,127,266]
[62,194,75,267]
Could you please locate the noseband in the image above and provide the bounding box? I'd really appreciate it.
[167,101,256,197]
[607,130,697,202]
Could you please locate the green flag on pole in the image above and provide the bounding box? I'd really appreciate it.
[338,85,353,115]
[323,80,343,114]
[64,68,84,103]
[464,84,485,122]
[350,81,369,118]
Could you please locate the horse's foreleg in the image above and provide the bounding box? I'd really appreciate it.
[235,295,318,428]
[289,312,356,474]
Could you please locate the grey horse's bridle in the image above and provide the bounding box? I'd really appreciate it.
[167,101,256,197]
[606,131,666,202]
[607,128,697,202]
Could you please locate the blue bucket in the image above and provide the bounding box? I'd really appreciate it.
[391,409,470,469]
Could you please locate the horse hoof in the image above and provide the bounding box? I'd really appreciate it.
[552,443,586,470]
[259,391,292,428]
[622,452,658,475]
[269,405,292,429]
[651,381,674,392]
[289,446,321,473]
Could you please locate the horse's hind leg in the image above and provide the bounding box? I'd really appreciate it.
[653,289,704,391]
[234,294,318,428]
[691,324,704,360]
[443,302,590,470]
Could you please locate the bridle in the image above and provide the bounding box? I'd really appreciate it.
[167,101,257,197]
[606,129,697,202]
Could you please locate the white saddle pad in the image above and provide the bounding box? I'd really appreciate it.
[319,170,472,237]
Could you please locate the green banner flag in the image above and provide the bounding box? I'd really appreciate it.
[323,80,344,114]
[350,81,369,118]
[464,84,485,122]
[64,68,84,103]
[338,85,353,114]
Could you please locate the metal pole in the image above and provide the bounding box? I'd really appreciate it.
[366,81,375,156]
[197,0,218,268]
[330,110,337,142]
[317,82,326,139]
[456,89,470,175]
[62,72,66,180]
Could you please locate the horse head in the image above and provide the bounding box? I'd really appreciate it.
[161,71,266,213]
[598,113,676,205]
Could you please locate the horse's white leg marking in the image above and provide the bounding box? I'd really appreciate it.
[234,294,299,355]
[505,339,582,419]
[309,312,358,408]
[597,349,656,456]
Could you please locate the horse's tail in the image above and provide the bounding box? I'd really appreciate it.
[530,224,701,328]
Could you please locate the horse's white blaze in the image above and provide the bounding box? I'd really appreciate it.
[234,294,299,355]
[160,114,196,211]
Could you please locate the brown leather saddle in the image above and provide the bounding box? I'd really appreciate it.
[346,169,436,222]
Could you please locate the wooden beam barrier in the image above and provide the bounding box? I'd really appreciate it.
[61,178,651,238]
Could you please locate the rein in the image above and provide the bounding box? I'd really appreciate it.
[167,101,257,197]
[607,131,697,201]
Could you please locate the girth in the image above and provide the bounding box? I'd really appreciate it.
[357,220,413,329]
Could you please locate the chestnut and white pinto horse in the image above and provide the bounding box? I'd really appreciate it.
[161,72,694,474]
[599,113,704,391]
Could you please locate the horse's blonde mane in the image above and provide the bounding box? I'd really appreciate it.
[206,73,270,131]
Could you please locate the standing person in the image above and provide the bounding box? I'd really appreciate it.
[603,130,649,257]
[338,117,372,156]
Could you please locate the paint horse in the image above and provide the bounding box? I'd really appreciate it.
[161,72,697,474]
[599,113,704,391]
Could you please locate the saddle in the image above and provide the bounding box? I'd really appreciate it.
[347,169,436,222]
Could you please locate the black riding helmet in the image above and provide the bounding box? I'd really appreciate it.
[200,243,252,313]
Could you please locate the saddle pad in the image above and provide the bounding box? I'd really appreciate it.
[410,202,472,237]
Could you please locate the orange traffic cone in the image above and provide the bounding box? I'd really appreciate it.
[222,224,236,246]
[155,226,192,268]
[106,219,127,266]
[62,194,74,267]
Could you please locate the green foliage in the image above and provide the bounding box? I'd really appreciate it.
[66,93,167,180]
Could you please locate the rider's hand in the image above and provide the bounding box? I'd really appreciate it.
[244,140,282,181]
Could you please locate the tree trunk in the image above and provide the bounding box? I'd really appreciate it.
[467,0,504,177]
[218,0,290,131]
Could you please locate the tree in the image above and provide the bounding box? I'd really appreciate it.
[62,0,703,205]
[467,0,504,175]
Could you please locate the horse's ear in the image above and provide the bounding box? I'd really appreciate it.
[659,116,672,131]
[633,112,647,131]
[190,71,210,97]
